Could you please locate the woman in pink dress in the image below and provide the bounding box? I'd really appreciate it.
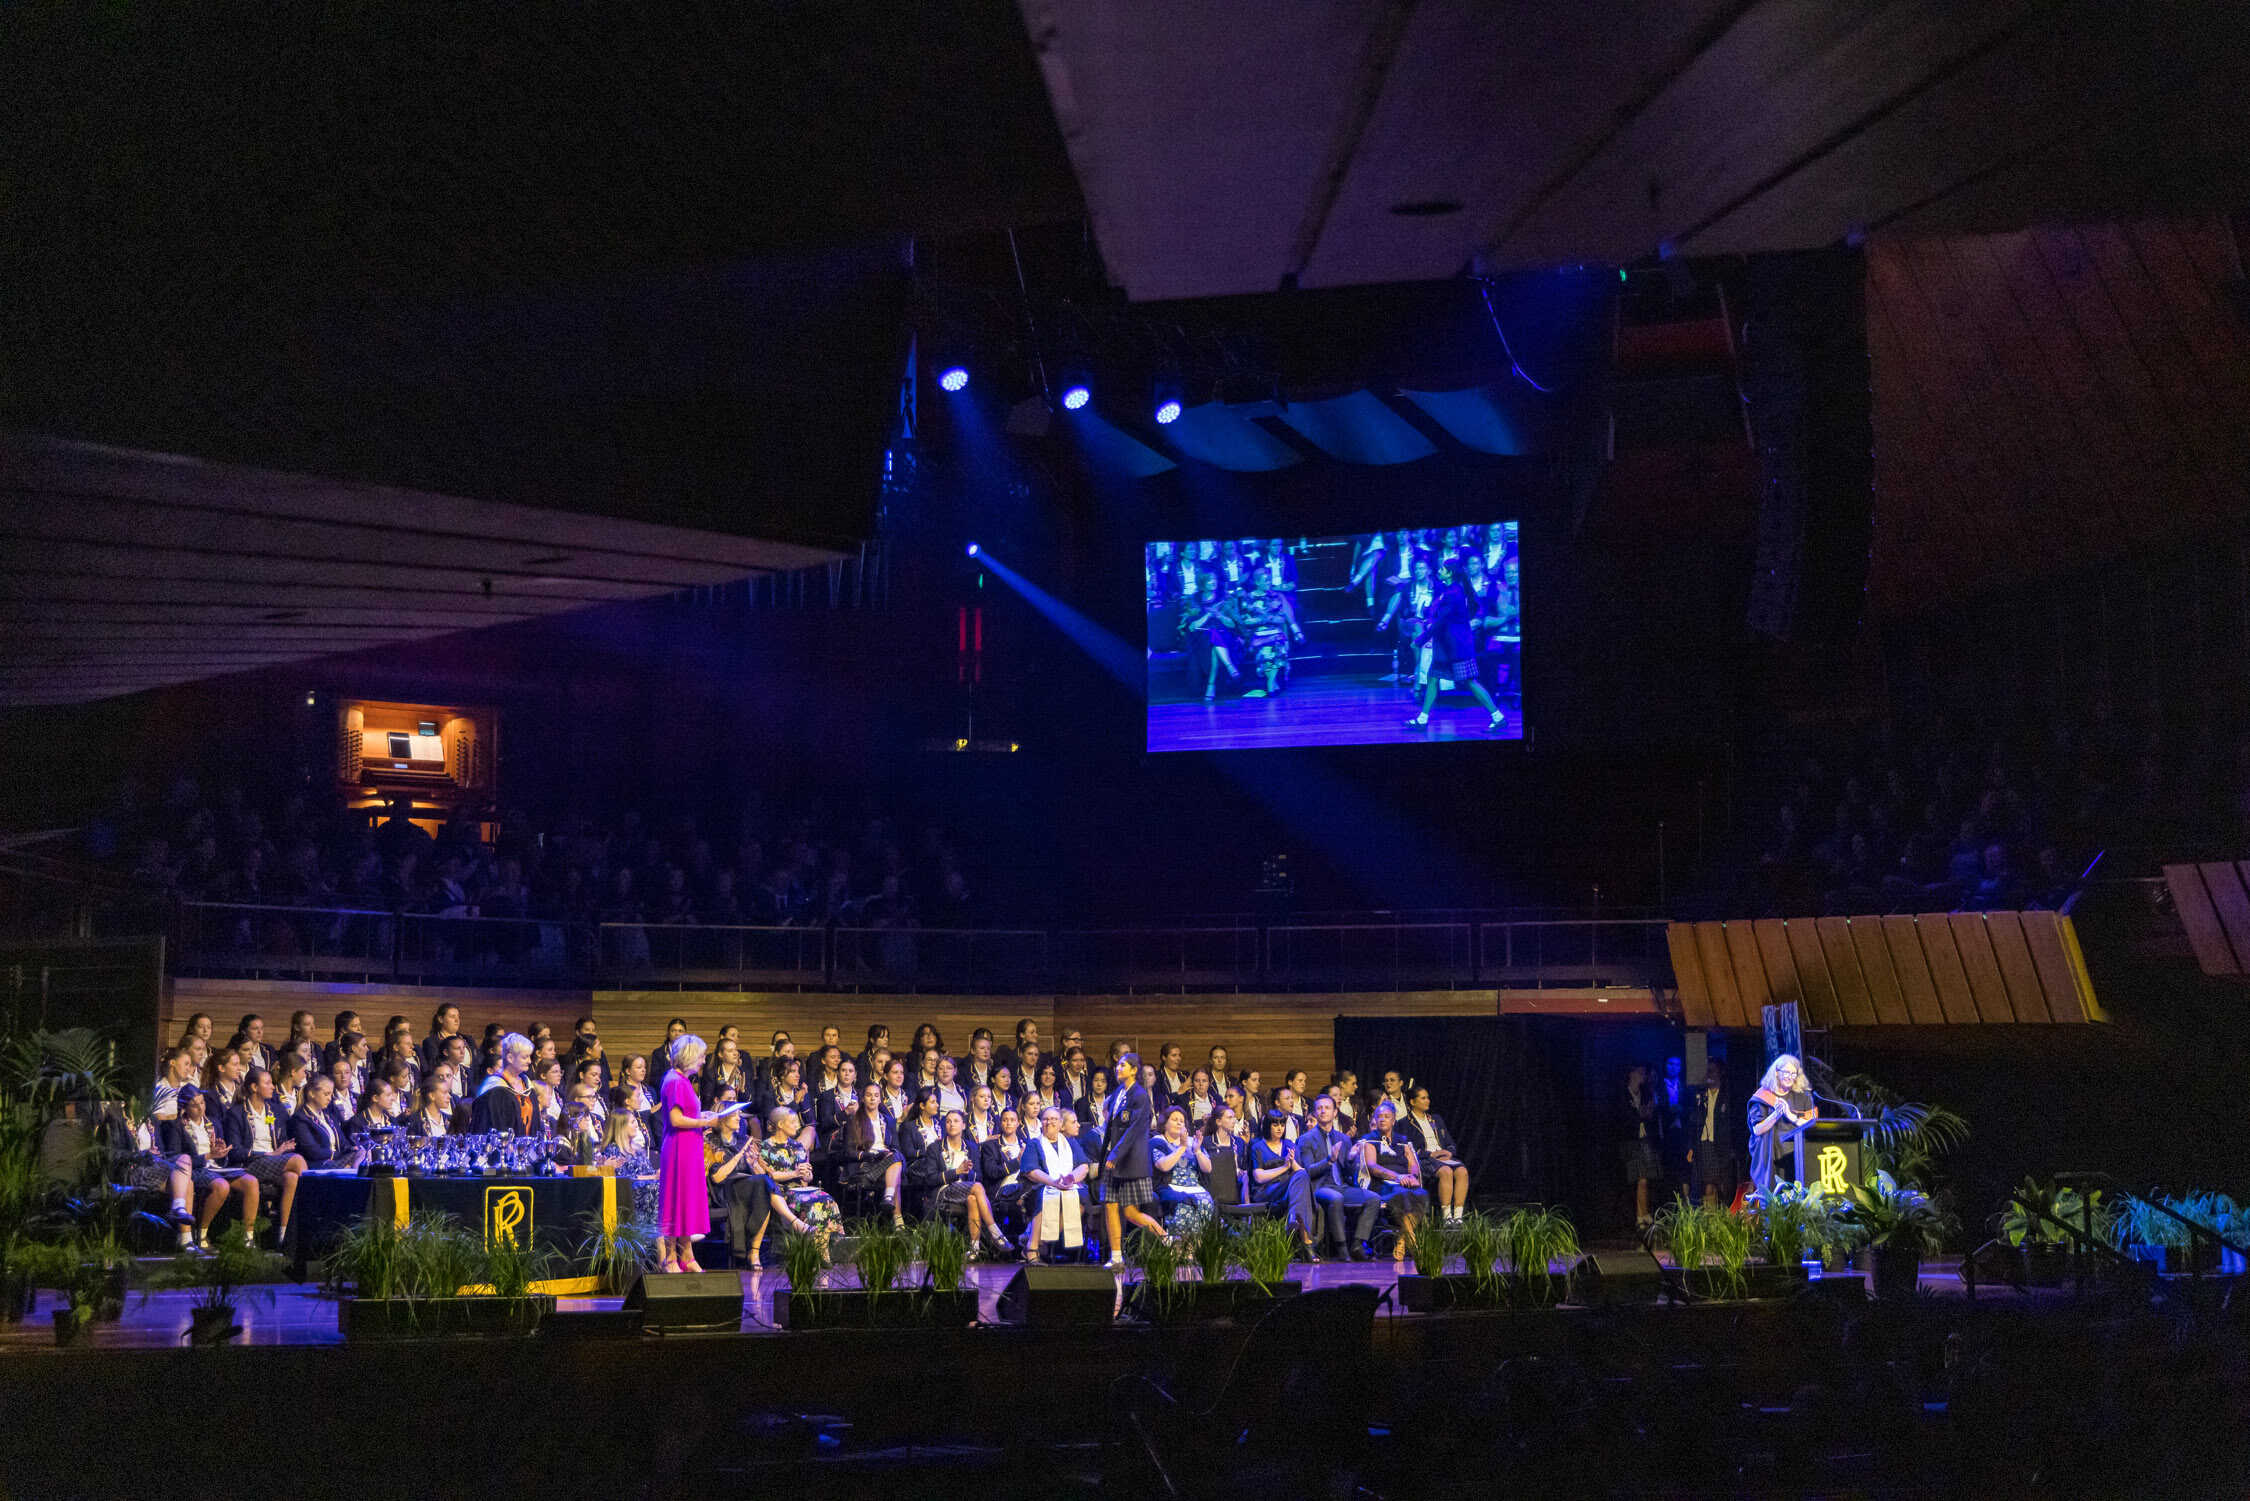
[657,1035,719,1273]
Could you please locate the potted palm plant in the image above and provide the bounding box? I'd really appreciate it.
[147,1218,284,1344]
[1842,1173,1956,1299]
[1997,1177,2108,1286]
[577,1206,658,1295]
[1234,1217,1303,1311]
[15,1235,114,1346]
[1125,1225,1193,1324]
[774,1218,977,1328]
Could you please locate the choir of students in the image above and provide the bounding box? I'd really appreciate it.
[139,1008,1471,1269]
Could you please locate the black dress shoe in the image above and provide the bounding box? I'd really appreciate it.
[1348,1245,1370,1262]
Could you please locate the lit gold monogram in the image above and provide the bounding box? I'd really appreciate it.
[485,1186,530,1247]
[1816,1144,1849,1196]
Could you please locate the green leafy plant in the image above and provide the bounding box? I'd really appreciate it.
[1408,1211,1454,1279]
[1652,1193,1712,1271]
[849,1217,911,1297]
[1652,1195,1754,1298]
[1186,1212,1238,1283]
[1998,1177,2112,1250]
[482,1228,557,1303]
[400,1210,484,1300]
[0,1029,124,1116]
[1843,1171,1957,1256]
[916,1219,970,1295]
[324,1213,407,1300]
[1495,1206,1581,1307]
[1127,1225,1190,1321]
[147,1218,282,1340]
[577,1206,658,1295]
[1748,1181,1822,1266]
[1455,1210,1505,1305]
[1236,1217,1296,1291]
[779,1226,827,1300]
[1806,1063,1969,1187]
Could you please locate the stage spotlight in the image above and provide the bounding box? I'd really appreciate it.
[1061,384,1091,411]
[1155,398,1182,425]
[965,542,980,557]
[939,366,970,392]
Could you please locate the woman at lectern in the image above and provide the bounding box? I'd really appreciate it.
[1746,1053,1816,1195]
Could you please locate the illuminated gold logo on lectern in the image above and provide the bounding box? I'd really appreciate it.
[485,1187,530,1247]
[1816,1145,1849,1196]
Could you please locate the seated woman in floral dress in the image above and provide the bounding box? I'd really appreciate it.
[1151,1106,1215,1237]
[755,1104,841,1262]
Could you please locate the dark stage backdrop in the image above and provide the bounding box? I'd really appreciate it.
[1334,1014,1738,1238]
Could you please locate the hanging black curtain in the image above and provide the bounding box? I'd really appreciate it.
[1333,1015,1570,1208]
[1336,1013,1693,1237]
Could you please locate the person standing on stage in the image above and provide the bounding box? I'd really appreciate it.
[1655,1055,1693,1201]
[1101,1052,1168,1267]
[656,1034,723,1274]
[1746,1053,1815,1196]
[1694,1064,1739,1207]
[1623,1063,1660,1231]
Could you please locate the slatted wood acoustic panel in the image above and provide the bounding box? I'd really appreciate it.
[2161,863,2250,977]
[1667,912,2105,1028]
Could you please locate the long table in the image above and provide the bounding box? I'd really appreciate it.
[292,1172,618,1293]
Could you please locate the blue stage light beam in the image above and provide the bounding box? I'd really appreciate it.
[1061,384,1091,411]
[965,542,980,557]
[971,547,1142,696]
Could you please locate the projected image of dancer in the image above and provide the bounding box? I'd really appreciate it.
[1145,518,1524,750]
[1408,554,1505,732]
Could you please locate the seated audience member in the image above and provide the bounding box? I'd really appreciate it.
[765,1058,815,1148]
[345,1076,402,1144]
[121,1099,199,1247]
[1024,1103,1091,1261]
[837,1080,905,1227]
[1359,1101,1428,1266]
[617,1052,657,1122]
[1150,1043,1189,1114]
[1328,1071,1362,1133]
[1022,1062,1062,1127]
[325,1058,359,1133]
[224,1066,306,1246]
[164,1085,259,1251]
[815,1058,860,1139]
[988,1063,1018,1113]
[1402,1085,1470,1224]
[879,1056,912,1123]
[1076,1066,1113,1135]
[1373,1069,1411,1118]
[978,1106,1036,1247]
[418,1003,464,1077]
[1298,1093,1379,1260]
[471,1033,538,1135]
[594,1105,660,1227]
[898,1087,947,1216]
[1182,1066,1220,1128]
[705,1084,771,1267]
[1248,1109,1320,1259]
[757,1105,841,1260]
[932,1052,968,1116]
[1151,1106,1215,1236]
[531,1057,567,1137]
[924,1108,1011,1259]
[412,1075,453,1137]
[290,1075,350,1169]
[271,1053,309,1118]
[964,1083,999,1143]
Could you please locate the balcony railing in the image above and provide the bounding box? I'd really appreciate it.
[168,902,1674,995]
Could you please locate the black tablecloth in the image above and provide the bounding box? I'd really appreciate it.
[292,1173,614,1288]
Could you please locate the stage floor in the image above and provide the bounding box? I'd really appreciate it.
[0,1256,2008,1351]
[1148,676,1522,751]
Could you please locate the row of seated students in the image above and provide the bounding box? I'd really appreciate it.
[134,1009,1474,1268]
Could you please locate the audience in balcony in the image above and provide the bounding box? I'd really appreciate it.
[99,775,978,934]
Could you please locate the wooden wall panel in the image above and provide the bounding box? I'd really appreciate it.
[1879,915,1947,1024]
[1667,923,1717,1027]
[2020,911,2092,1023]
[1946,914,2018,1023]
[1782,920,1844,1027]
[1721,921,1775,1017]
[1848,918,1912,1025]
[2197,862,2250,970]
[1751,921,1803,1013]
[1814,918,1878,1026]
[2162,862,2241,974]
[1915,914,1982,1023]
[1693,922,1748,1028]
[1983,911,2052,1023]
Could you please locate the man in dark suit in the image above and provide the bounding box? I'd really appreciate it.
[1100,1052,1166,1268]
[1691,1065,1738,1207]
[1297,1093,1379,1259]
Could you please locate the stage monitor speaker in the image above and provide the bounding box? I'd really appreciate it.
[995,1263,1117,1327]
[1571,1250,1666,1308]
[623,1272,742,1333]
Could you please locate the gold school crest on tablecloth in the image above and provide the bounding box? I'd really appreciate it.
[485,1186,530,1247]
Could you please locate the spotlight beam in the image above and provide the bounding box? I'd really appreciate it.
[971,547,1142,697]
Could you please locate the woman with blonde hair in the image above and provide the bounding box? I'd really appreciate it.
[1746,1053,1816,1195]
[656,1033,725,1273]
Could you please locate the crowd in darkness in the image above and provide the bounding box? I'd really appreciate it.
[1727,703,2250,918]
[94,777,981,932]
